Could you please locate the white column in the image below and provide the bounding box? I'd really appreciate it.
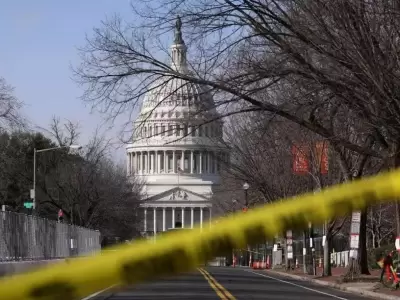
[131,153,134,174]
[152,152,155,173]
[153,208,157,235]
[181,150,184,171]
[126,153,130,175]
[191,208,194,229]
[200,207,203,229]
[181,207,185,228]
[144,208,147,232]
[207,152,211,173]
[140,151,143,173]
[172,208,175,228]
[132,153,135,173]
[149,152,152,173]
[144,152,147,174]
[162,208,166,231]
[173,150,176,173]
[199,152,202,174]
[209,207,212,228]
[164,151,167,173]
[146,151,150,173]
[135,151,140,174]
[214,152,218,174]
[190,150,194,174]
[157,151,161,173]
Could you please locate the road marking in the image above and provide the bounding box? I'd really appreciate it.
[201,268,236,300]
[198,268,236,300]
[80,285,117,300]
[198,268,227,299]
[246,271,350,300]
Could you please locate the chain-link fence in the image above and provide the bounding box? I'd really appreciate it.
[0,211,101,261]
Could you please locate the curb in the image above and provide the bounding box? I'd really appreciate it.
[265,270,400,300]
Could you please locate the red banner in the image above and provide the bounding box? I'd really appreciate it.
[315,141,329,174]
[292,145,310,174]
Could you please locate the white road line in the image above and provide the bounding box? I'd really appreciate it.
[80,285,117,300]
[246,270,350,300]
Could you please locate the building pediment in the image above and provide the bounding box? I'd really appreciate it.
[144,187,209,203]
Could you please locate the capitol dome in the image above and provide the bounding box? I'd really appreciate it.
[126,17,228,237]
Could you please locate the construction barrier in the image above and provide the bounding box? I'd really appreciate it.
[252,261,268,270]
[1,169,400,300]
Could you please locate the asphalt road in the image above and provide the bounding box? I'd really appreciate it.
[86,267,371,300]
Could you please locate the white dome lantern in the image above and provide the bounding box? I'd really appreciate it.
[126,16,228,238]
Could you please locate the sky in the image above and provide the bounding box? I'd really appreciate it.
[0,1,142,163]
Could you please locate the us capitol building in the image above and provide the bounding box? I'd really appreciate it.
[126,18,229,237]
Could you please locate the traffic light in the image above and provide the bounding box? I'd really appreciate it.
[57,209,64,222]
[23,200,34,209]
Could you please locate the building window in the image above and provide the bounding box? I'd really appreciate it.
[155,125,159,136]
[199,126,203,137]
[178,124,183,136]
[184,124,188,136]
[205,126,209,137]
[168,125,173,136]
[191,125,196,137]
[161,125,166,137]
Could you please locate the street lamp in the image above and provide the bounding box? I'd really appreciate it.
[32,145,82,211]
[242,182,250,267]
[243,182,249,207]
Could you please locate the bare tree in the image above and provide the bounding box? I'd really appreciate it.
[0,77,24,131]
[36,118,143,239]
[74,0,400,274]
[367,204,396,249]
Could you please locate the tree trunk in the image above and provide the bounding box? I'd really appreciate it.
[345,209,370,279]
[372,232,375,249]
[323,231,332,276]
[359,209,370,275]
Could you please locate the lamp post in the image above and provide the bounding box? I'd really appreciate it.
[243,182,250,266]
[32,145,81,213]
[243,182,249,207]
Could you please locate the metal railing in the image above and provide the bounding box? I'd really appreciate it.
[0,211,101,261]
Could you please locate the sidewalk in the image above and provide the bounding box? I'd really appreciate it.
[265,267,400,300]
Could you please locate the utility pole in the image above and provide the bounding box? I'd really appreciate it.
[243,182,250,266]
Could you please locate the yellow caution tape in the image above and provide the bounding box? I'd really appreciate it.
[1,169,400,300]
